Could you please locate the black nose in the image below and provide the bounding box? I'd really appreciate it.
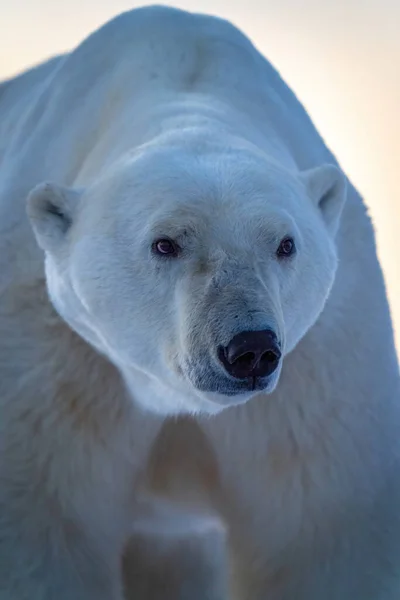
[218,329,281,379]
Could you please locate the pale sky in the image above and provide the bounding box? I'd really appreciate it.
[1,0,400,350]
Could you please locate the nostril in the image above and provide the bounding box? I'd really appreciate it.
[263,349,281,364]
[258,348,281,373]
[233,351,257,369]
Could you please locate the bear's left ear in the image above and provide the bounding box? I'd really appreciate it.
[301,164,347,237]
[27,182,82,253]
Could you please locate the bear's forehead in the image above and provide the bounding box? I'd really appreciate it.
[137,198,298,250]
[86,145,307,243]
[104,141,302,202]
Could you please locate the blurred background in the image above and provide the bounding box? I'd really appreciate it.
[1,0,399,352]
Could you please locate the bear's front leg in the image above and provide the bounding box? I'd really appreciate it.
[123,530,228,600]
[224,502,400,600]
[0,487,126,600]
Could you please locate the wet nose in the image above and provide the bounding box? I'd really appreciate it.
[218,329,281,379]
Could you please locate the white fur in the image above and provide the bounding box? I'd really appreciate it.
[1,5,400,599]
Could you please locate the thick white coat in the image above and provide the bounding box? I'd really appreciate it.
[1,5,400,599]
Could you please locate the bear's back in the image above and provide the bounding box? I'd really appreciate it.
[0,56,63,164]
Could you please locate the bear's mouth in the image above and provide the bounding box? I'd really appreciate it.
[181,353,282,400]
[185,366,278,397]
[212,375,274,396]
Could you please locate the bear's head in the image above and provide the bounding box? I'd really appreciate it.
[27,141,346,415]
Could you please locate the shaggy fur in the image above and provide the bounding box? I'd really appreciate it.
[1,5,400,599]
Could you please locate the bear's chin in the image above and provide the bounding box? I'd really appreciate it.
[121,365,279,416]
[192,378,280,410]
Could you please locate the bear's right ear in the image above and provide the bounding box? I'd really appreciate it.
[27,182,82,252]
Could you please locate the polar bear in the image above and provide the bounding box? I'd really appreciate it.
[1,4,400,600]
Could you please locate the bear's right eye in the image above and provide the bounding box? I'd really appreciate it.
[152,237,180,257]
[276,236,296,258]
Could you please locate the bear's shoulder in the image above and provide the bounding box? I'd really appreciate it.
[0,56,63,157]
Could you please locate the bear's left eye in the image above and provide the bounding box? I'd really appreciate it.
[152,237,180,257]
[276,236,296,258]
